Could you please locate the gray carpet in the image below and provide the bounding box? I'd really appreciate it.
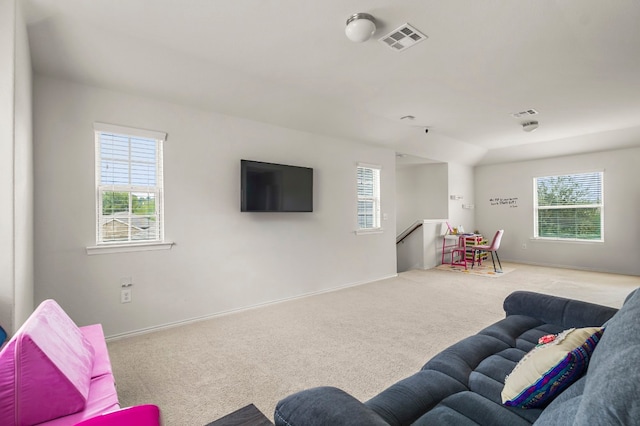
[106,263,640,425]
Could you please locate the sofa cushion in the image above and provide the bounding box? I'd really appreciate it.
[37,374,120,426]
[275,387,388,426]
[503,291,618,329]
[39,324,120,426]
[502,327,602,408]
[532,376,586,425]
[534,290,640,425]
[0,300,95,425]
[365,315,556,426]
[413,392,533,426]
[571,288,640,424]
[468,351,541,424]
[421,334,511,386]
[82,324,113,378]
[365,370,467,426]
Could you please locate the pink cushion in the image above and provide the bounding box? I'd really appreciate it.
[73,404,160,426]
[82,324,113,378]
[0,300,96,425]
[0,339,18,425]
[39,374,120,426]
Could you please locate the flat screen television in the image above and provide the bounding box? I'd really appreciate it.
[241,160,313,212]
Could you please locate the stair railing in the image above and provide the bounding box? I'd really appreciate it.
[396,220,423,244]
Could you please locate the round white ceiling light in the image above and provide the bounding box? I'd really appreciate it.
[522,121,539,132]
[345,13,376,43]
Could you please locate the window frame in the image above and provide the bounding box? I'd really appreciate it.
[87,122,172,255]
[533,171,604,242]
[356,163,382,234]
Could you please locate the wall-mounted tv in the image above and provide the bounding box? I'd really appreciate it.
[241,160,313,212]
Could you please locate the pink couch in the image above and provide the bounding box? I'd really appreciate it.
[0,300,120,425]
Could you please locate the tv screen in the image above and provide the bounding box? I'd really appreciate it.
[241,160,313,212]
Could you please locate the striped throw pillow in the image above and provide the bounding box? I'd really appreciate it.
[501,327,603,408]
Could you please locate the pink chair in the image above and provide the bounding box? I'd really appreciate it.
[442,235,470,269]
[73,405,161,426]
[471,230,504,272]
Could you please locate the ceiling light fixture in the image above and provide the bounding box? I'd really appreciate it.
[345,13,376,43]
[522,121,539,132]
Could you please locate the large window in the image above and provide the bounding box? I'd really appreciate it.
[94,123,166,245]
[533,171,603,241]
[357,164,381,231]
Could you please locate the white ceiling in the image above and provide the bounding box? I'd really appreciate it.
[23,0,640,165]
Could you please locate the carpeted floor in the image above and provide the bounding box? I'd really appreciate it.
[106,263,640,425]
[436,262,515,276]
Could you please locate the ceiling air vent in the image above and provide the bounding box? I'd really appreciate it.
[510,109,539,118]
[379,24,427,52]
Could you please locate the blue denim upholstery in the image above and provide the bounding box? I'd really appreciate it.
[536,288,640,425]
[275,290,635,425]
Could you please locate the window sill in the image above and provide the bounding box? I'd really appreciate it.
[530,237,603,244]
[355,228,384,235]
[86,241,174,255]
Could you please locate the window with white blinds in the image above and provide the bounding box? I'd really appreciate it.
[357,164,381,231]
[94,123,166,245]
[533,171,603,241]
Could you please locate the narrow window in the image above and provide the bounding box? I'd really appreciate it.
[94,123,166,245]
[533,171,603,241]
[357,164,381,231]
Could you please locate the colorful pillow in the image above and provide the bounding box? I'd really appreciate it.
[501,326,603,408]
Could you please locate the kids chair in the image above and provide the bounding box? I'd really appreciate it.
[442,234,471,269]
[471,229,504,272]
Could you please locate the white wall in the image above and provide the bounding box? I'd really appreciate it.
[475,148,640,275]
[395,162,475,273]
[0,0,34,334]
[14,0,34,331]
[447,162,476,234]
[33,76,397,337]
[0,0,15,333]
[396,163,448,233]
[396,219,448,272]
[396,230,423,272]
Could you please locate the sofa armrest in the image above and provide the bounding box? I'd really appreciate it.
[503,291,618,328]
[274,386,388,426]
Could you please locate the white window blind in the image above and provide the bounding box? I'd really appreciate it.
[94,123,166,245]
[533,171,603,241]
[357,164,381,230]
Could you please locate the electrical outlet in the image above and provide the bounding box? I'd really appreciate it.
[121,288,132,303]
[522,243,527,249]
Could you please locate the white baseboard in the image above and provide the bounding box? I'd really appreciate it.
[105,273,398,341]
[502,258,636,277]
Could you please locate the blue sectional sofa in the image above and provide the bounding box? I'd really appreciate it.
[274,289,640,425]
